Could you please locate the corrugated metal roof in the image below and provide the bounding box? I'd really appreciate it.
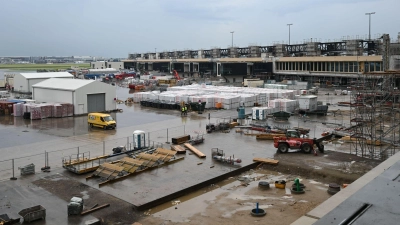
[19,72,73,79]
[32,78,95,91]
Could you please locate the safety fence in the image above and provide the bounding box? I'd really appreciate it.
[0,125,189,181]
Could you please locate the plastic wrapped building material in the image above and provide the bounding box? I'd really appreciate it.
[13,103,24,117]
[68,197,84,215]
[39,104,53,118]
[30,106,42,120]
[60,103,69,117]
[18,163,35,175]
[53,104,63,118]
[67,104,74,116]
[23,103,34,113]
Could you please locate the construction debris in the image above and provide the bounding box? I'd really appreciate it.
[81,204,110,215]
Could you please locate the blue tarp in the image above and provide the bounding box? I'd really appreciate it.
[7,99,26,104]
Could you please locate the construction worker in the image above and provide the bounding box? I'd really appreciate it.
[184,105,188,116]
[181,105,185,116]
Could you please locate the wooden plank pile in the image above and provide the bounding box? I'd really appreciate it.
[253,157,279,165]
[171,145,186,154]
[183,143,206,158]
[172,135,191,144]
[256,133,285,140]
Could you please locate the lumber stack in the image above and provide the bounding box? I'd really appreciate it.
[229,122,239,128]
[172,135,191,144]
[171,145,186,154]
[256,133,285,140]
[183,143,206,158]
[253,158,279,165]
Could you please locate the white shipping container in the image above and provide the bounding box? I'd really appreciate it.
[297,95,318,111]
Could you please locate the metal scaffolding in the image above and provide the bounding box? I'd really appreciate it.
[350,71,400,159]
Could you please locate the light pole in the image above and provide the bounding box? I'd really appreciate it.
[365,12,375,41]
[287,24,293,45]
[230,31,234,47]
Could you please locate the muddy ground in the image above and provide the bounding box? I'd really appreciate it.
[32,150,381,225]
[263,150,382,184]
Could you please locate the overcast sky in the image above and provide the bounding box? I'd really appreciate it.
[0,0,398,57]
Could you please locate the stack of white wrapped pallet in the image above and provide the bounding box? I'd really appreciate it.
[268,99,298,113]
[137,84,299,109]
[13,103,24,117]
[222,96,240,109]
[240,94,258,107]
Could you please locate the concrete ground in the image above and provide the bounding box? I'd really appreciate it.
[0,86,382,224]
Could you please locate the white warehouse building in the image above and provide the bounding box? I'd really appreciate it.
[90,61,124,70]
[32,78,116,115]
[13,72,73,93]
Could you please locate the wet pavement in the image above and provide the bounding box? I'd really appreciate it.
[0,173,97,225]
[0,86,355,223]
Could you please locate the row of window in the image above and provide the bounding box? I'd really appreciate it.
[276,61,383,73]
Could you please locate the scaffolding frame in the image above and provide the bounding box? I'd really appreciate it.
[350,71,400,159]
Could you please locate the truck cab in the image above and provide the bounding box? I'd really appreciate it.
[88,113,116,130]
[286,130,300,138]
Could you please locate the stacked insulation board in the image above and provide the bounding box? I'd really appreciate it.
[133,84,297,110]
[268,99,298,113]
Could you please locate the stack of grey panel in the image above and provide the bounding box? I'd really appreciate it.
[19,163,35,175]
[67,197,84,215]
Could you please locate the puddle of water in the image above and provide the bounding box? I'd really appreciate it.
[150,176,237,214]
[49,173,67,181]
[308,180,322,184]
[151,173,288,222]
[281,196,293,199]
[222,203,273,218]
[315,186,328,191]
